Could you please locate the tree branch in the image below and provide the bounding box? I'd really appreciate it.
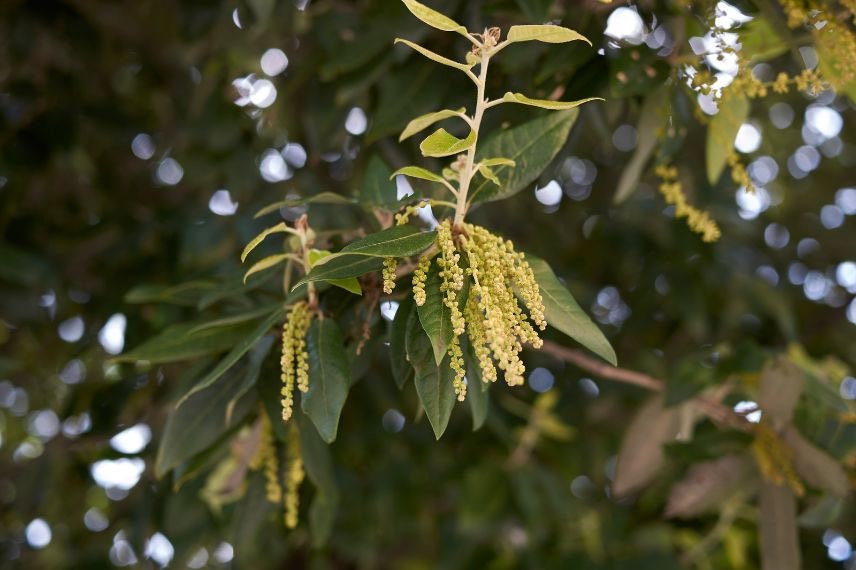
[540,341,753,432]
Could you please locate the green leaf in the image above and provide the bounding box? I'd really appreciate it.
[465,344,489,431]
[368,62,449,142]
[419,127,476,157]
[307,250,361,295]
[242,253,292,283]
[706,93,750,185]
[391,166,448,185]
[254,193,355,219]
[188,304,282,335]
[296,412,339,547]
[241,223,294,262]
[501,92,603,110]
[478,164,500,186]
[390,297,416,389]
[176,306,285,406]
[295,256,384,289]
[614,88,667,204]
[225,336,275,424]
[394,39,474,72]
[302,319,351,443]
[359,155,401,211]
[406,308,456,439]
[324,225,438,261]
[479,157,515,167]
[525,254,616,365]
[740,18,788,62]
[759,483,801,570]
[506,24,591,45]
[400,0,468,36]
[470,110,578,204]
[155,362,257,477]
[116,319,261,364]
[416,259,457,365]
[399,108,467,141]
[295,226,437,289]
[124,281,216,306]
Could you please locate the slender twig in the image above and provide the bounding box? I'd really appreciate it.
[540,341,752,432]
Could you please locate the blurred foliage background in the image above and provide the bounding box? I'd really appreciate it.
[1,0,855,568]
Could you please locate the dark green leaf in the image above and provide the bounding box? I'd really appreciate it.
[390,296,416,389]
[465,344,489,431]
[116,318,261,364]
[525,254,616,365]
[295,256,384,289]
[416,259,455,365]
[470,110,578,204]
[406,306,456,439]
[359,155,399,210]
[338,225,437,258]
[155,364,257,477]
[176,306,285,406]
[297,412,339,547]
[302,319,351,443]
[124,281,216,306]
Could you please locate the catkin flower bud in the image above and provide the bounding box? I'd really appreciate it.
[412,254,431,306]
[250,413,282,504]
[281,302,313,422]
[284,426,305,529]
[382,257,397,294]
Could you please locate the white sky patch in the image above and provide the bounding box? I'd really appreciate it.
[145,533,175,568]
[259,149,292,182]
[156,158,183,185]
[91,458,145,490]
[733,400,762,423]
[605,7,646,44]
[535,180,563,206]
[58,316,85,343]
[99,313,126,355]
[26,519,52,549]
[110,424,152,454]
[131,134,155,160]
[260,48,289,76]
[250,79,277,108]
[395,175,414,200]
[380,300,399,321]
[734,123,762,153]
[345,107,368,135]
[208,189,239,216]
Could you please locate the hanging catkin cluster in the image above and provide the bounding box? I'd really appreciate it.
[390,219,546,399]
[249,414,306,529]
[250,412,282,504]
[281,301,312,422]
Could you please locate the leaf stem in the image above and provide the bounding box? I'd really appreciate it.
[453,43,491,228]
